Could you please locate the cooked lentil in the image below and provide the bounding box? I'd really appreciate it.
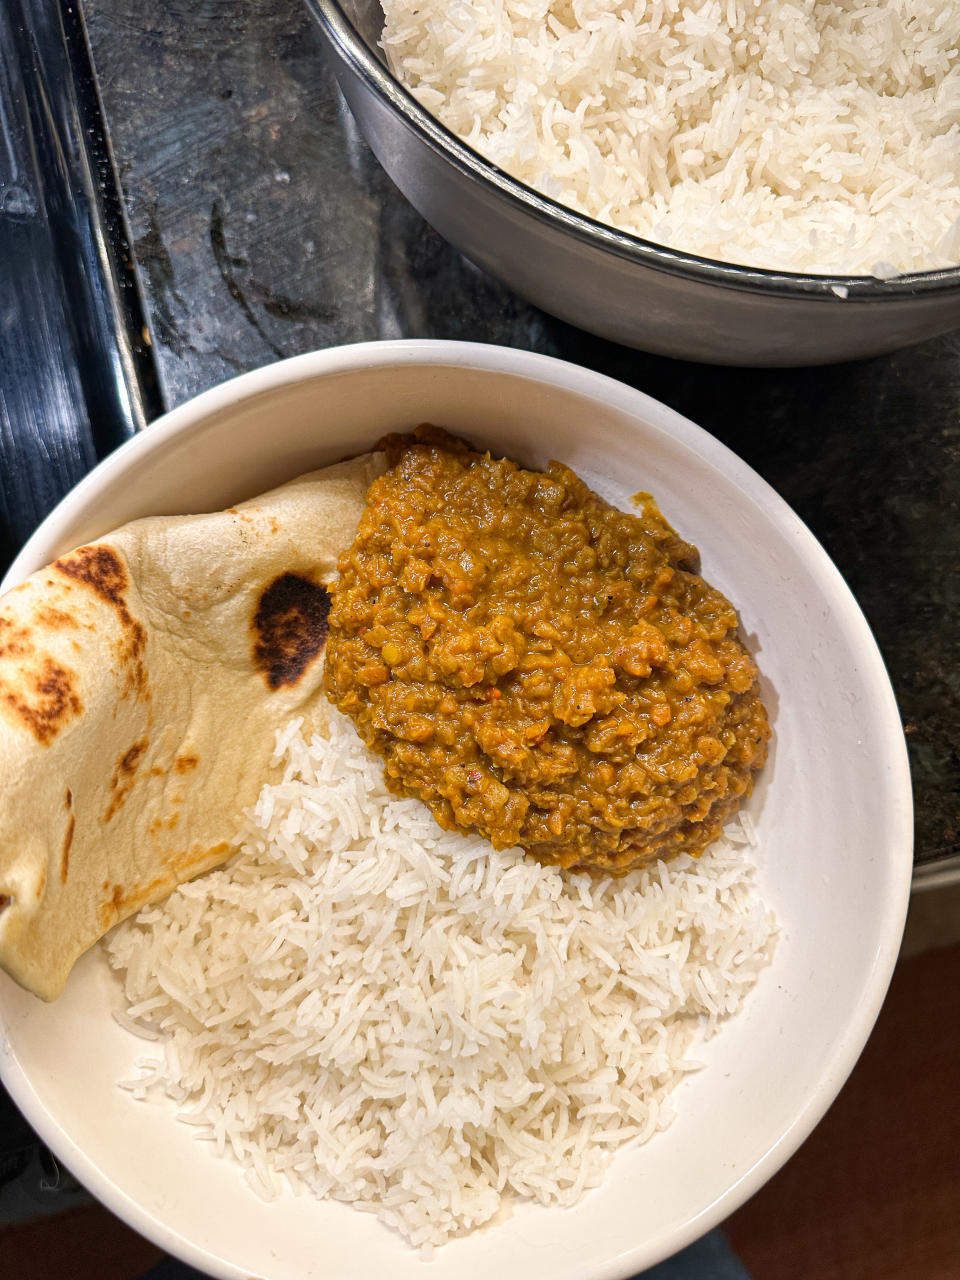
[324,428,769,873]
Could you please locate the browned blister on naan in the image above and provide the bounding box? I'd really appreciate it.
[0,453,385,1000]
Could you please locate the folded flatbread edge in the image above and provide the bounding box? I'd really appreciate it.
[0,452,385,1001]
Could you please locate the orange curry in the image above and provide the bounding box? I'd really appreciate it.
[324,429,769,873]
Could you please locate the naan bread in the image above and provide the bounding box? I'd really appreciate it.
[0,453,385,1000]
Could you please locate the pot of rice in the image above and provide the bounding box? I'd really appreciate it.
[306,0,960,365]
[0,341,912,1279]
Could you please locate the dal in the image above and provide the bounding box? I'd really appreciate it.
[325,430,769,872]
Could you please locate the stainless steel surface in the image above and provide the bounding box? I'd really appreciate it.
[0,0,159,562]
[911,857,960,891]
[308,0,960,366]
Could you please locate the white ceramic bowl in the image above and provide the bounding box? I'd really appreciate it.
[0,341,912,1279]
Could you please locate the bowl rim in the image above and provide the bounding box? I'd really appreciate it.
[0,339,914,1278]
[308,0,960,302]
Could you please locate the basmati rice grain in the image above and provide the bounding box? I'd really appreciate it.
[379,0,960,274]
[105,711,775,1248]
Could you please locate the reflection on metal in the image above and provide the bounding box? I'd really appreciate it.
[912,857,960,892]
[0,0,161,568]
[0,73,38,218]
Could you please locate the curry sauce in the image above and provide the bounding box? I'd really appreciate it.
[324,429,769,873]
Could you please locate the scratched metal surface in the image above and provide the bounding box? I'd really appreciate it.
[0,0,159,565]
[19,0,959,868]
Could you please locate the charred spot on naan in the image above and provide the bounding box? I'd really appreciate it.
[96,840,235,930]
[162,840,233,877]
[149,812,182,836]
[54,545,149,699]
[97,882,132,932]
[0,655,83,745]
[0,616,31,659]
[0,894,12,914]
[173,752,199,774]
[61,789,75,884]
[54,544,128,607]
[252,573,331,690]
[102,737,149,824]
[32,606,79,630]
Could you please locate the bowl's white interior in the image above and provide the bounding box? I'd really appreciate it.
[0,342,911,1280]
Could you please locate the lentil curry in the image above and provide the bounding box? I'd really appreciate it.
[324,429,769,873]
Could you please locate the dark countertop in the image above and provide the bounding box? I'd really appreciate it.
[8,0,960,871]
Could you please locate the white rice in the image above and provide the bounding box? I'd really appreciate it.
[104,712,775,1249]
[379,0,960,276]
